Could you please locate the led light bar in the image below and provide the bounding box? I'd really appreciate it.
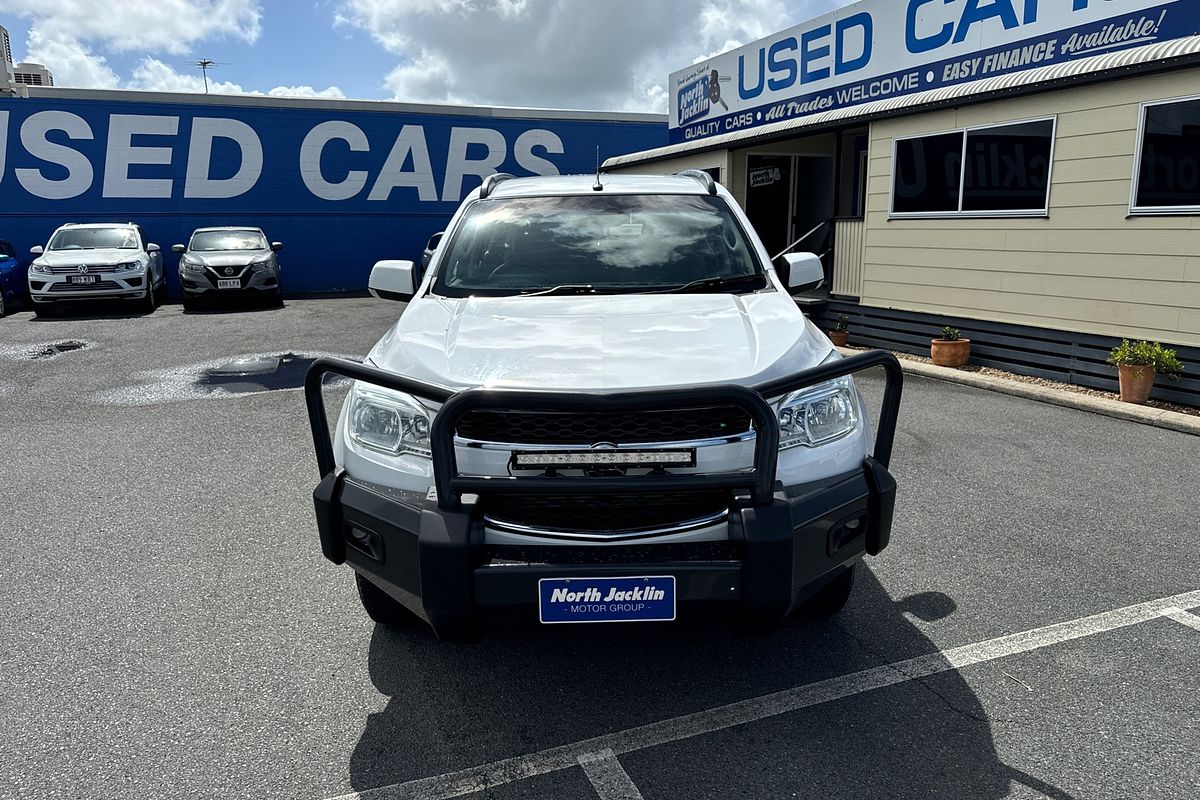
[512,449,696,469]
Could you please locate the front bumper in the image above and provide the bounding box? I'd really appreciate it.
[315,460,895,636]
[180,266,279,296]
[304,351,904,638]
[28,271,148,301]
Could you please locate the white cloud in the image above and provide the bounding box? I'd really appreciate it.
[0,2,342,99]
[0,0,263,55]
[337,0,839,111]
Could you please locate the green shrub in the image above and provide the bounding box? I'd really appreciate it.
[1107,340,1184,380]
[833,314,850,332]
[939,326,961,341]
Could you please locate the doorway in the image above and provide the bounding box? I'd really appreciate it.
[745,153,835,261]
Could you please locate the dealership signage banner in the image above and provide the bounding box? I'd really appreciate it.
[0,96,663,292]
[670,0,1200,144]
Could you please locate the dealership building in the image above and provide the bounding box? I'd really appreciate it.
[606,0,1200,405]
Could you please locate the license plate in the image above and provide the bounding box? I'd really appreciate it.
[217,279,240,289]
[539,576,676,624]
[68,275,98,284]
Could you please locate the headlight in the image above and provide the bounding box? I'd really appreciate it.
[180,257,204,272]
[116,261,140,272]
[31,261,50,274]
[250,255,274,270]
[348,383,432,457]
[774,351,861,449]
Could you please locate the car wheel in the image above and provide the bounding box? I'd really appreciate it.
[355,573,421,628]
[0,292,6,317]
[141,273,159,313]
[181,295,198,313]
[803,563,856,617]
[33,301,55,318]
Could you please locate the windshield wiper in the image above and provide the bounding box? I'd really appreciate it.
[644,274,765,294]
[519,284,598,297]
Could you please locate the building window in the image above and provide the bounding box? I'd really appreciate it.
[1132,95,1200,214]
[890,118,1056,218]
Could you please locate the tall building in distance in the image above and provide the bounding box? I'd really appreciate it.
[0,24,15,91]
[14,61,54,86]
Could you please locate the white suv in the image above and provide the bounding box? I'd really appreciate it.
[304,172,903,639]
[28,223,166,316]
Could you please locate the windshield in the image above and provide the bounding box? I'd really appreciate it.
[48,228,139,251]
[431,194,766,297]
[189,231,268,251]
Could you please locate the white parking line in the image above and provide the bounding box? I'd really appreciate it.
[578,749,646,800]
[327,589,1200,800]
[1161,606,1200,633]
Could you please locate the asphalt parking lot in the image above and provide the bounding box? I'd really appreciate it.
[1,297,1197,800]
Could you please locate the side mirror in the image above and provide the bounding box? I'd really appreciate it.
[369,260,416,302]
[425,232,444,252]
[171,244,186,254]
[30,245,44,255]
[781,252,824,292]
[270,242,283,252]
[147,243,161,253]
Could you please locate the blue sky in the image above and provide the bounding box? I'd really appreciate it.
[0,0,838,110]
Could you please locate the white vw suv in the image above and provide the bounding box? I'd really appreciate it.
[303,172,903,639]
[27,223,166,316]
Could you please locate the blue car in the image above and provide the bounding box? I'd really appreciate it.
[0,239,29,317]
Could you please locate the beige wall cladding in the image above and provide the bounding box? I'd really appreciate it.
[864,68,1200,346]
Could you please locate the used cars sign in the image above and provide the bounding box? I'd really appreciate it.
[669,0,1200,144]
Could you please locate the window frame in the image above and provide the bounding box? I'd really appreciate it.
[1129,93,1200,216]
[889,115,1058,220]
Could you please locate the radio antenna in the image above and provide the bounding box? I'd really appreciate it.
[193,59,218,93]
[593,146,604,191]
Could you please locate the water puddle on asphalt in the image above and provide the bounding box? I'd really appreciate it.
[196,353,316,393]
[28,340,90,359]
[90,351,356,406]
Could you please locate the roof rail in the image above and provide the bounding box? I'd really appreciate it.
[479,173,515,199]
[674,169,718,195]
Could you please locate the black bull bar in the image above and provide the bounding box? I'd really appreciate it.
[303,350,903,566]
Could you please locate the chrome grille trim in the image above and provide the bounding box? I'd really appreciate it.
[482,508,729,542]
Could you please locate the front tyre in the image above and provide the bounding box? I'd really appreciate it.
[355,573,421,628]
[33,301,55,318]
[803,563,856,617]
[140,273,159,313]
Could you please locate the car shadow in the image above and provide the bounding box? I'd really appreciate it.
[183,297,284,314]
[346,567,1077,799]
[29,299,157,320]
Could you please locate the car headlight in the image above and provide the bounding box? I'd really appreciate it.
[250,255,274,271]
[116,261,140,272]
[180,257,204,272]
[347,383,432,457]
[774,352,861,449]
[31,261,50,274]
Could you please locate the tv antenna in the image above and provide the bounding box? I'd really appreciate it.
[192,59,221,93]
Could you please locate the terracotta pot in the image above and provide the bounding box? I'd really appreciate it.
[930,338,971,368]
[829,330,849,347]
[1117,363,1156,404]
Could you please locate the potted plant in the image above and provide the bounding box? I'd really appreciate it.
[930,326,970,368]
[829,314,850,347]
[1106,339,1184,404]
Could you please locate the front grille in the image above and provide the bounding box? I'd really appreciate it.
[484,541,740,565]
[206,269,248,288]
[49,280,121,292]
[482,491,729,535]
[457,407,752,445]
[47,264,123,274]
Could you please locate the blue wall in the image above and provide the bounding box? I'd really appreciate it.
[0,95,666,295]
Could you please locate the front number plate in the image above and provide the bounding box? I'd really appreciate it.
[68,275,98,284]
[538,576,676,624]
[217,279,241,289]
